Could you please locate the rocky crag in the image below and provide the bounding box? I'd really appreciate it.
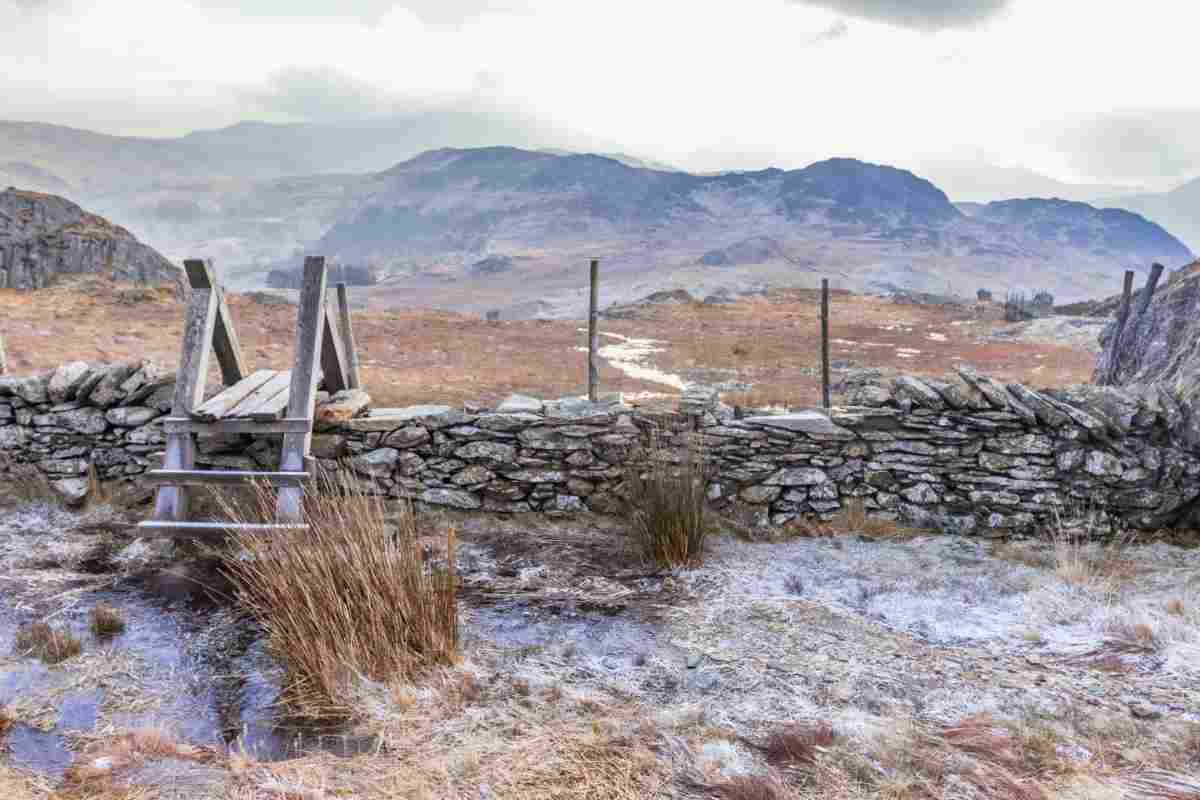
[0,188,179,289]
[2,360,1197,532]
[1095,263,1200,427]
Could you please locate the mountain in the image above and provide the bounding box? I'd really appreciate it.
[1109,176,1200,254]
[307,147,1191,314]
[0,188,179,289]
[914,162,1134,203]
[0,114,623,196]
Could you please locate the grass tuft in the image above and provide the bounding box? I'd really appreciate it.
[88,604,126,638]
[13,622,82,664]
[0,453,59,507]
[700,775,784,800]
[755,722,839,769]
[625,431,711,568]
[219,472,458,722]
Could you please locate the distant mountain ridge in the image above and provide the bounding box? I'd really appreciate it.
[316,147,1190,303]
[0,188,179,289]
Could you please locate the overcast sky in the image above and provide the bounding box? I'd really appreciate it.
[2,0,1198,190]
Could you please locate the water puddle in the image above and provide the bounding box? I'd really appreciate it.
[574,329,686,390]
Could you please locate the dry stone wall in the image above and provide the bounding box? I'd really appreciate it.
[3,360,1199,533]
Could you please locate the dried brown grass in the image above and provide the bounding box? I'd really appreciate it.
[13,621,82,664]
[786,497,924,540]
[89,603,126,638]
[626,432,712,568]
[752,722,839,770]
[219,472,458,721]
[0,453,58,507]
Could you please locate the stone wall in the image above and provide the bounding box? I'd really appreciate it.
[3,360,1199,532]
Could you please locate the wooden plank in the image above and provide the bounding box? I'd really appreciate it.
[588,259,599,402]
[336,283,361,390]
[153,283,219,522]
[320,301,350,393]
[249,389,294,421]
[185,259,247,386]
[189,369,278,421]
[163,417,311,435]
[225,371,292,418]
[277,256,328,522]
[135,520,308,540]
[146,470,309,488]
[821,278,831,410]
[184,259,217,289]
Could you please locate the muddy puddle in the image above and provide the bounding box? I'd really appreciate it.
[0,502,382,779]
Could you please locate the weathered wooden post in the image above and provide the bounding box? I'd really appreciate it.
[1099,269,1137,386]
[0,332,6,375]
[588,259,599,402]
[821,278,831,410]
[335,283,361,390]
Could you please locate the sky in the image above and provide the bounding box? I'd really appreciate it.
[2,0,1199,191]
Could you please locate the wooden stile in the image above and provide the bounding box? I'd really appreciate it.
[141,255,359,537]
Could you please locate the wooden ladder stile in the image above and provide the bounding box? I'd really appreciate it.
[137,258,360,539]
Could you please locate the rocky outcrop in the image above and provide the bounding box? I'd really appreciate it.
[1095,265,1200,408]
[0,188,180,289]
[3,361,1199,530]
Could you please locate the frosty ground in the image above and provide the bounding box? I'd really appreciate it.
[1,498,1199,799]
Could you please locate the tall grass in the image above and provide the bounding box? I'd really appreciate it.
[219,472,458,721]
[625,431,710,568]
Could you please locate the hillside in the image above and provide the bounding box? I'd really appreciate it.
[0,189,179,289]
[1110,175,1200,254]
[311,147,1191,316]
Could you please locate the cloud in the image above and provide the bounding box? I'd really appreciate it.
[788,0,1011,31]
[239,67,397,121]
[1050,111,1200,185]
[809,20,849,43]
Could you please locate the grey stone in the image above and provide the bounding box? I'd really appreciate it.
[969,489,1021,506]
[901,482,940,505]
[517,427,591,451]
[6,374,49,404]
[764,467,830,486]
[496,394,544,414]
[506,469,566,483]
[420,488,481,510]
[105,406,158,427]
[455,441,517,465]
[47,361,91,403]
[39,458,89,476]
[0,425,30,448]
[453,465,495,486]
[352,448,401,477]
[1084,451,1124,478]
[740,485,782,504]
[383,426,431,449]
[38,407,108,434]
[476,412,541,432]
[743,411,856,440]
[893,376,945,410]
[985,434,1055,456]
[552,494,587,512]
[52,477,90,507]
[85,364,134,408]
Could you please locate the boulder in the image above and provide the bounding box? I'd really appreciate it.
[315,389,372,429]
[47,362,91,403]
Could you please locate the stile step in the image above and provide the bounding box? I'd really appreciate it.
[145,470,310,487]
[135,520,309,539]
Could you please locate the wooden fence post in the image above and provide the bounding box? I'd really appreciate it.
[336,283,362,390]
[1099,269,1137,386]
[588,259,599,402]
[821,279,831,410]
